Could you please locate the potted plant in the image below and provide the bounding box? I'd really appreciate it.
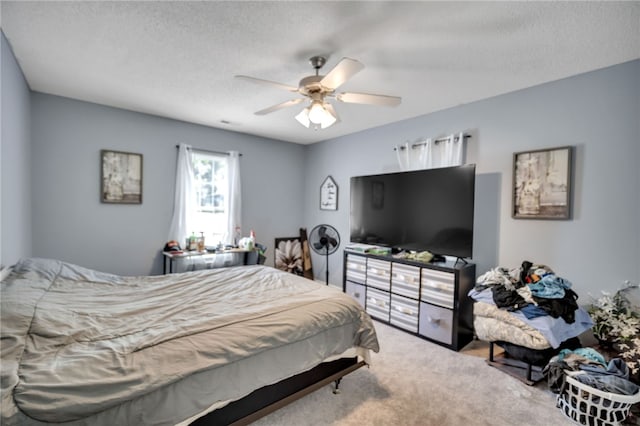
[588,281,640,382]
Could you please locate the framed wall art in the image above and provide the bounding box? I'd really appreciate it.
[512,146,573,220]
[274,237,303,276]
[320,175,338,210]
[101,150,143,204]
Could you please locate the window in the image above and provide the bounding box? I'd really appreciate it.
[168,145,240,251]
[191,151,228,247]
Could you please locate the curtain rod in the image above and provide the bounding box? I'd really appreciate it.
[175,145,242,156]
[394,134,471,151]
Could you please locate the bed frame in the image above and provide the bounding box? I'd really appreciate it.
[486,337,582,386]
[190,357,366,425]
[486,342,544,385]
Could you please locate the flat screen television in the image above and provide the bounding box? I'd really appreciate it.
[350,164,476,259]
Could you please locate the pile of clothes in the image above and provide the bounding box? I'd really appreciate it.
[474,260,579,324]
[544,347,639,396]
[469,260,594,368]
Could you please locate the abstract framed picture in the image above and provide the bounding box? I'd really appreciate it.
[101,150,143,204]
[512,146,573,220]
[274,237,303,276]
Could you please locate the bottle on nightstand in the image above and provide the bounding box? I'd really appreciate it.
[197,232,205,251]
[188,232,198,251]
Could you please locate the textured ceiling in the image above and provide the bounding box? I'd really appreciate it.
[1,1,639,144]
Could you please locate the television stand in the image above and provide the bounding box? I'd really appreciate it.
[343,251,475,351]
[454,257,469,265]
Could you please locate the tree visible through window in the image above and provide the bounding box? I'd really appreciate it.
[191,152,228,247]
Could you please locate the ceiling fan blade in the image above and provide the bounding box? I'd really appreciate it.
[255,98,305,115]
[320,58,364,90]
[235,75,299,92]
[337,92,402,107]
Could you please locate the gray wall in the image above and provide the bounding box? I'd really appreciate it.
[304,60,640,299]
[30,93,306,275]
[1,31,32,266]
[4,40,639,300]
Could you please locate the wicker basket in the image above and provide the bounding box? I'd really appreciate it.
[557,373,640,426]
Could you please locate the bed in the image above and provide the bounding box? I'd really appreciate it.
[1,258,379,425]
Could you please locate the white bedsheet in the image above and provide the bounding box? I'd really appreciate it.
[1,258,379,426]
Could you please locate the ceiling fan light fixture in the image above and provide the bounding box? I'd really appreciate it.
[318,107,337,129]
[295,107,311,127]
[308,101,328,124]
[295,101,337,130]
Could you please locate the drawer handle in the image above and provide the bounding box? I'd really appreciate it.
[425,281,449,291]
[426,315,441,324]
[354,292,360,298]
[396,306,415,316]
[393,274,417,284]
[369,298,387,308]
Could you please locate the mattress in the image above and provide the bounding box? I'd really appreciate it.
[473,301,552,350]
[1,258,379,426]
[471,288,593,349]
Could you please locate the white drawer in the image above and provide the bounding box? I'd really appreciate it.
[366,259,391,291]
[391,263,420,299]
[345,254,367,284]
[418,302,453,345]
[345,281,366,308]
[366,287,390,321]
[390,294,419,333]
[421,269,455,309]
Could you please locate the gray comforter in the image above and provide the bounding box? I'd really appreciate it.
[1,258,379,425]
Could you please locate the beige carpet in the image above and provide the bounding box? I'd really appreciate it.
[252,322,571,426]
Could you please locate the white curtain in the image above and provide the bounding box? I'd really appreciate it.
[395,142,410,171]
[435,132,464,167]
[418,139,433,169]
[225,151,241,245]
[395,133,464,170]
[167,143,195,246]
[395,139,432,171]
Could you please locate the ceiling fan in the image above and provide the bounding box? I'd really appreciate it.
[235,56,401,130]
